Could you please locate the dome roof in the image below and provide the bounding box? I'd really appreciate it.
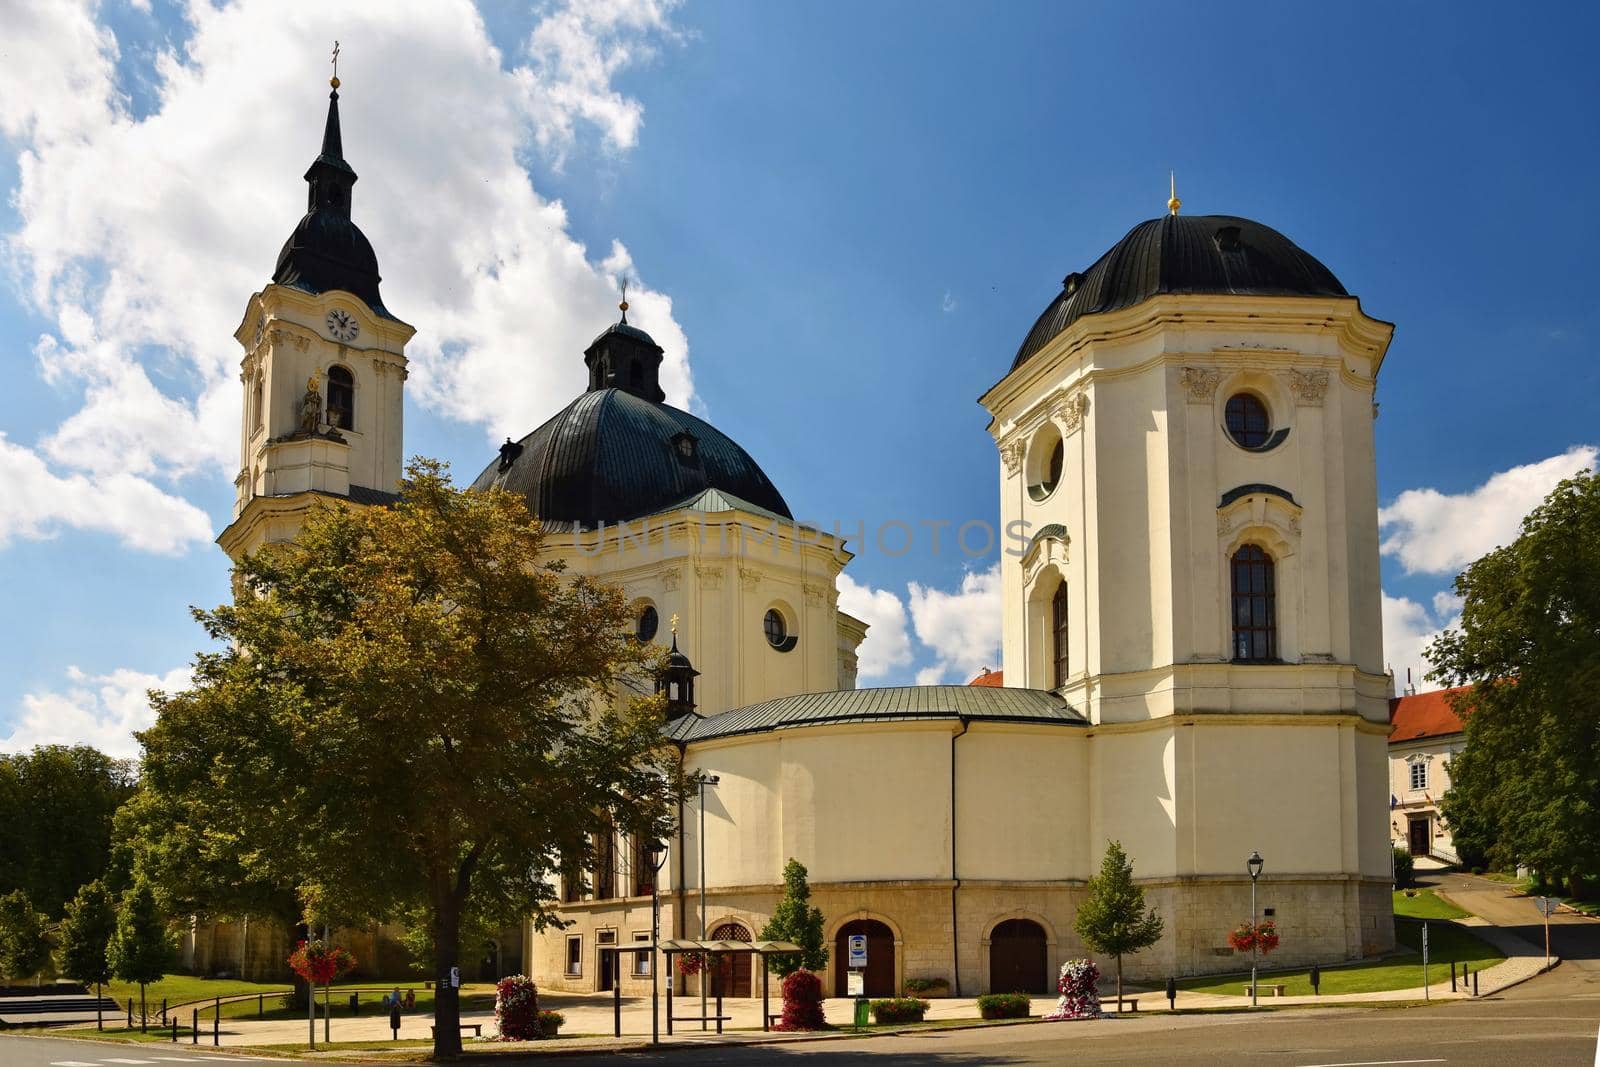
[471,387,792,530]
[272,208,392,318]
[1012,214,1347,370]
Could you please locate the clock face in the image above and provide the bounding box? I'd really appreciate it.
[325,308,359,343]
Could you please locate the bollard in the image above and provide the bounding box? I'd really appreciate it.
[1472,966,1478,997]
[1451,961,1457,992]
[127,998,133,1029]
[171,1016,177,1042]
[614,973,622,1037]
[192,1008,198,1044]
[389,1001,401,1041]
[214,996,220,1046]
[161,997,168,1025]
[1310,963,1321,996]
[1165,976,1176,1011]
[716,990,724,1035]
[258,992,264,1019]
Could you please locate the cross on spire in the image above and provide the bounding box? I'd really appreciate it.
[618,277,630,323]
[330,40,341,88]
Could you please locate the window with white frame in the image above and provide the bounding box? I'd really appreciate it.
[1409,758,1428,791]
[632,930,651,976]
[565,935,582,976]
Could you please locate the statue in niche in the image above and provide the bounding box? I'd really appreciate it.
[299,375,323,435]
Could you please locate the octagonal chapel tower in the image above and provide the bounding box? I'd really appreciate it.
[219,79,414,561]
[980,201,1396,968]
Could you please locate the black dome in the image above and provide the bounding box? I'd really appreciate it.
[272,209,392,318]
[1012,214,1347,370]
[471,388,792,530]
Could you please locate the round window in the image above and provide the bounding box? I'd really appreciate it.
[1225,393,1271,449]
[1026,425,1065,502]
[636,605,659,643]
[763,608,789,650]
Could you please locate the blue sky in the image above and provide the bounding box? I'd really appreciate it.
[2,0,1596,754]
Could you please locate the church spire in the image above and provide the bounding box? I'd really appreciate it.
[304,49,357,217]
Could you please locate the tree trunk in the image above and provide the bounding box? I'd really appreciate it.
[140,984,147,1032]
[1115,955,1122,1014]
[431,897,463,1059]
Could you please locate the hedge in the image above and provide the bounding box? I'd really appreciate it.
[976,992,1030,1019]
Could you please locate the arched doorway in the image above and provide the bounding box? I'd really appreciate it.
[989,919,1048,994]
[710,922,752,998]
[834,919,895,997]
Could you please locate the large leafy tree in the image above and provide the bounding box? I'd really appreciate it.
[759,859,828,977]
[57,880,117,1023]
[0,889,50,984]
[1431,468,1600,897]
[0,745,135,916]
[1073,841,1164,1009]
[133,460,680,1057]
[109,880,175,1027]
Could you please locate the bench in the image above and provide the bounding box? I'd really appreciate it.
[1242,983,1286,997]
[430,1022,483,1038]
[767,1012,783,1029]
[1105,996,1139,1012]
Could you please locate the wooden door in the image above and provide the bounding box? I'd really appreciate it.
[834,919,895,997]
[710,923,752,998]
[989,919,1048,993]
[1408,817,1429,857]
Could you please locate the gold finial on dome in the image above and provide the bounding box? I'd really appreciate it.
[330,40,341,89]
[1167,170,1181,216]
[669,612,679,636]
[618,277,630,323]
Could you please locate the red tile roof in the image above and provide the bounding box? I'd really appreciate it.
[968,669,1004,687]
[1389,685,1469,744]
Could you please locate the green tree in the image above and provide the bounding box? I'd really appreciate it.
[134,460,681,1057]
[0,889,50,984]
[109,880,175,1027]
[1073,841,1164,1008]
[758,859,828,977]
[0,745,135,916]
[57,880,116,1022]
[1429,468,1600,897]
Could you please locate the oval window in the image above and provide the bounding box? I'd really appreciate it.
[1026,425,1065,502]
[636,605,659,643]
[1225,393,1271,449]
[764,608,787,648]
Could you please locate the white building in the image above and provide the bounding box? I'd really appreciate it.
[221,84,1397,996]
[1388,687,1468,867]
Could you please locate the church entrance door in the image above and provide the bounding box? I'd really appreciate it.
[1408,816,1430,857]
[710,923,752,997]
[834,919,895,997]
[988,919,1048,993]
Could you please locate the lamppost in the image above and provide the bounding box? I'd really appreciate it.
[698,775,720,1032]
[645,839,669,1046]
[1247,850,1264,1007]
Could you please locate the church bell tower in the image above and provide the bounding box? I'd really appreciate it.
[218,70,414,562]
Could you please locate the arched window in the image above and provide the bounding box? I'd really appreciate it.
[326,366,354,431]
[251,376,264,436]
[1230,544,1277,662]
[1051,582,1069,687]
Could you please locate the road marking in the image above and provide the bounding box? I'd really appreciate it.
[100,1061,160,1065]
[1296,1061,1447,1067]
[47,1061,101,1066]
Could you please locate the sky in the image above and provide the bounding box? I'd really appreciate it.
[1,0,1596,757]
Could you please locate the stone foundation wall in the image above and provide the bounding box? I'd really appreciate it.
[529,874,1396,995]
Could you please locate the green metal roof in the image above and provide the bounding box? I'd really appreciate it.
[666,684,1085,743]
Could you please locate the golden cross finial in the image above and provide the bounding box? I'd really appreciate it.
[1167,171,1181,216]
[669,612,679,635]
[330,41,341,89]
[617,277,630,321]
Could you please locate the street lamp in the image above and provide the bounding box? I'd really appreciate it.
[1247,850,1264,1007]
[698,775,720,1032]
[645,838,668,1046]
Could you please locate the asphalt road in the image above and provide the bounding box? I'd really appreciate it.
[4,875,1595,1066]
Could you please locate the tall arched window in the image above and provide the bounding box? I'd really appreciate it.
[251,376,264,436]
[326,366,354,431]
[1051,582,1069,687]
[1230,544,1277,662]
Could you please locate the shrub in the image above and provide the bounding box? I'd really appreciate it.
[904,976,950,995]
[776,968,826,1031]
[869,997,930,1024]
[976,993,1030,1019]
[537,1010,564,1037]
[493,975,540,1040]
[1393,847,1415,888]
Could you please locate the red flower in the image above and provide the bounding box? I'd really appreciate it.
[287,939,358,984]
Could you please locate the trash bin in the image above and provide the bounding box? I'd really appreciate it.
[853,997,870,1027]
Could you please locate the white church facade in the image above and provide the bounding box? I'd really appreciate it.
[220,83,1396,996]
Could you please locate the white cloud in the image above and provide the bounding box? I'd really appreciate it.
[1,0,689,550]
[836,573,911,682]
[941,290,957,313]
[1381,592,1462,695]
[1379,445,1598,576]
[3,664,193,760]
[0,432,212,554]
[907,563,1002,685]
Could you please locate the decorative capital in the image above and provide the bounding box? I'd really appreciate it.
[803,581,828,607]
[738,565,762,591]
[695,563,724,590]
[1286,369,1330,406]
[1054,390,1090,431]
[999,440,1025,476]
[1179,366,1223,402]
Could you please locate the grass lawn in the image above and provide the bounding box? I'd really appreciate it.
[1176,918,1502,997]
[212,986,495,1021]
[101,974,289,1010]
[1393,889,1471,920]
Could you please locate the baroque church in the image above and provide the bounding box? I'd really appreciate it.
[214,81,1395,995]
